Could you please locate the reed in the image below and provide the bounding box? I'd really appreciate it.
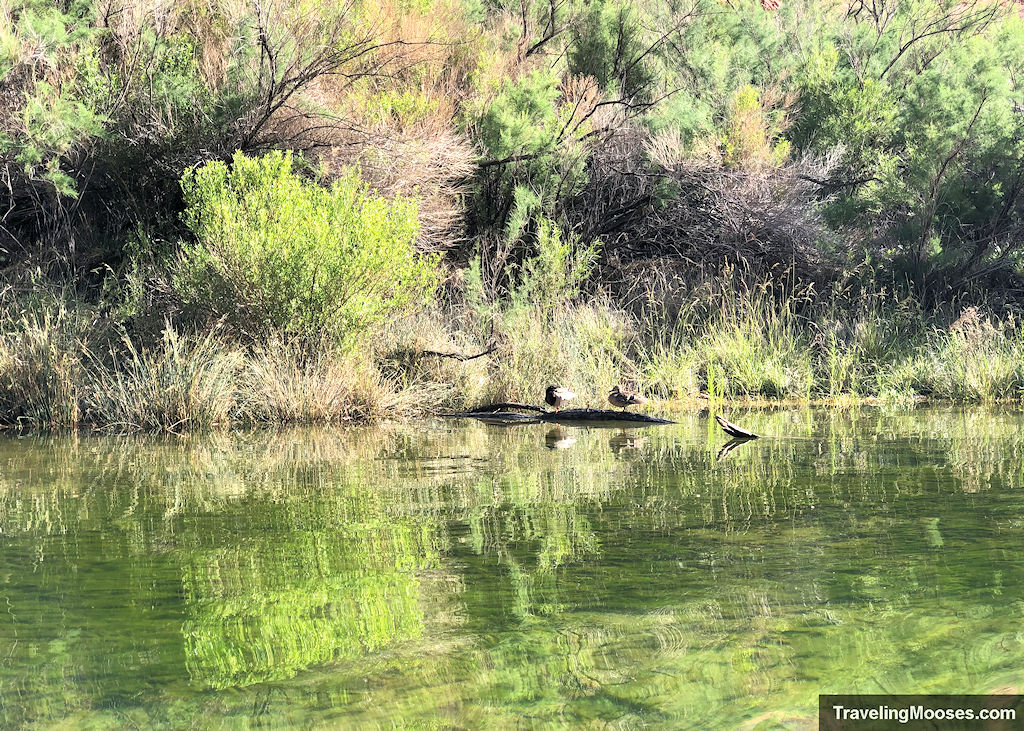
[85,326,240,432]
[0,306,86,429]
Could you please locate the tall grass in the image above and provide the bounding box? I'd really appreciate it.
[626,275,1024,405]
[0,306,86,429]
[1,280,1022,434]
[478,300,634,407]
[459,218,636,408]
[241,342,355,424]
[898,308,1024,402]
[631,274,815,401]
[86,327,240,432]
[239,340,435,424]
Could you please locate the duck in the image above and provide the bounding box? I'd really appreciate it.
[544,385,577,412]
[608,385,647,411]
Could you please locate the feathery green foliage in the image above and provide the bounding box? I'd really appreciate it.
[176,151,439,345]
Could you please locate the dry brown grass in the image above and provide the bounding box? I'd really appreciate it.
[84,326,240,432]
[269,0,486,252]
[240,338,451,424]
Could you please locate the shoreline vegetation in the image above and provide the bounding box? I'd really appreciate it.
[3,0,1024,432]
[4,282,1024,432]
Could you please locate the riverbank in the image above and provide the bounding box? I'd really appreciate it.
[4,0,1024,432]
[3,280,1022,432]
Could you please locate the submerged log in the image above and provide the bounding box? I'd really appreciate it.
[714,414,760,439]
[455,402,547,414]
[455,411,540,425]
[539,408,674,425]
[443,404,674,426]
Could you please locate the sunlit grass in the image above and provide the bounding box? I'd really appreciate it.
[0,306,86,429]
[85,326,240,432]
[238,339,435,424]
[1,278,1023,432]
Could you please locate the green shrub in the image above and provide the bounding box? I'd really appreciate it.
[568,0,653,102]
[722,85,790,169]
[472,70,592,231]
[512,217,599,312]
[788,2,1023,278]
[0,0,107,197]
[176,151,439,344]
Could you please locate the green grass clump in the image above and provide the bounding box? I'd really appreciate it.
[698,313,813,399]
[912,309,1024,402]
[632,277,816,402]
[86,327,240,432]
[0,306,86,429]
[635,329,701,401]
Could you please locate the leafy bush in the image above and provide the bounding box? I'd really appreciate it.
[568,0,653,102]
[476,70,565,170]
[722,85,790,169]
[471,70,595,233]
[0,0,107,198]
[788,1,1024,280]
[176,151,439,344]
[512,217,599,312]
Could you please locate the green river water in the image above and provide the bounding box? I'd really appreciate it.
[1,407,1022,728]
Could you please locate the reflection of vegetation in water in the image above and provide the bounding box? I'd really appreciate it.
[1,410,1024,727]
[181,519,436,689]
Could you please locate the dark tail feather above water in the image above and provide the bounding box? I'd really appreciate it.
[714,414,760,440]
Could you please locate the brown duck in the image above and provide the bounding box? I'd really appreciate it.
[608,385,647,411]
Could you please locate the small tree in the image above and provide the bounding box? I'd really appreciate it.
[176,151,439,345]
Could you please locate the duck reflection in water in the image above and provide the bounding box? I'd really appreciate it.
[608,431,649,454]
[545,427,577,450]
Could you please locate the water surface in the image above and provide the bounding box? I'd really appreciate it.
[1,408,1022,728]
